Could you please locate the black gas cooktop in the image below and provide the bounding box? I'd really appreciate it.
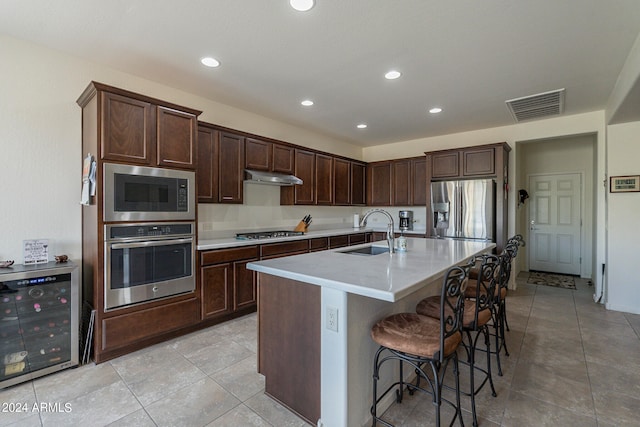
[235,231,305,240]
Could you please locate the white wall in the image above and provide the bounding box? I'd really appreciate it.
[605,122,640,314]
[0,35,362,262]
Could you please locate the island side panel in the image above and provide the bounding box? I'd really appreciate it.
[257,273,321,424]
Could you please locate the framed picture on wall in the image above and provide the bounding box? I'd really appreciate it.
[610,175,640,193]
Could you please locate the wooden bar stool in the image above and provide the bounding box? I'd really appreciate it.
[370,266,468,427]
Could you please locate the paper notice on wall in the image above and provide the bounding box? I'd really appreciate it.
[23,239,49,265]
[81,153,96,205]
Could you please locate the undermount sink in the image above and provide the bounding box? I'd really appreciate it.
[339,245,390,256]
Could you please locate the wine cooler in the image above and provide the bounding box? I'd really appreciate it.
[0,261,79,389]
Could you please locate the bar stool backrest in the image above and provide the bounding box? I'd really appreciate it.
[439,266,467,362]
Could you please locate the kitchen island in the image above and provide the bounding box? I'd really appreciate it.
[247,237,495,427]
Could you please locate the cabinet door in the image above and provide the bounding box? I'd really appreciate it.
[315,154,334,205]
[201,263,233,319]
[196,126,218,203]
[272,144,295,174]
[218,132,245,203]
[157,106,197,169]
[101,92,154,165]
[245,138,272,171]
[234,259,258,310]
[431,151,459,178]
[333,158,351,205]
[463,147,495,176]
[367,162,392,206]
[351,162,366,206]
[393,160,411,206]
[411,157,427,206]
[294,149,316,205]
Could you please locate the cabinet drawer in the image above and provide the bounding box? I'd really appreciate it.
[329,235,349,249]
[348,233,367,245]
[309,237,329,252]
[102,298,199,351]
[201,246,259,266]
[260,240,309,258]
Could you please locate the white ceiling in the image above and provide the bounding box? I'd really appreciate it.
[2,0,640,146]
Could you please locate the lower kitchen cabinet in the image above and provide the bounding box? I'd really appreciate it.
[200,246,259,320]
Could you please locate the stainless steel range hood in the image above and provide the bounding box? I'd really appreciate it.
[244,169,303,186]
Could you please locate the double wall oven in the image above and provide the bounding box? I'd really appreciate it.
[103,163,196,310]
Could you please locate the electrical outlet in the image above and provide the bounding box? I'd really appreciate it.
[326,307,338,332]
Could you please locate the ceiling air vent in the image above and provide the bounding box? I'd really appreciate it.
[505,88,565,122]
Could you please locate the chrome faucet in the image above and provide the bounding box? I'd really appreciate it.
[360,209,395,253]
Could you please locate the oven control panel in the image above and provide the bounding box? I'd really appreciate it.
[107,223,194,240]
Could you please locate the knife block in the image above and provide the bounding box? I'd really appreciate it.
[294,221,308,233]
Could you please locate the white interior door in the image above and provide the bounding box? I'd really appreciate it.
[528,173,581,275]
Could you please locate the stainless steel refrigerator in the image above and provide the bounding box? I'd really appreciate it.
[431,179,495,241]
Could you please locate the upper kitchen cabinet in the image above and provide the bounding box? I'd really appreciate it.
[245,138,296,175]
[351,161,367,206]
[429,145,498,180]
[334,158,351,205]
[315,154,334,205]
[293,149,316,205]
[366,157,426,207]
[272,143,295,174]
[196,125,219,203]
[245,138,272,171]
[392,159,411,206]
[77,82,200,170]
[367,161,393,206]
[411,157,427,206]
[218,132,245,203]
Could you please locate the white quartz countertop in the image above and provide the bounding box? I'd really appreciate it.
[197,227,427,251]
[247,238,495,302]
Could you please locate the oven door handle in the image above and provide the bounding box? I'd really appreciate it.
[110,237,193,250]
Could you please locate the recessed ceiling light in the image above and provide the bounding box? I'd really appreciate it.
[429,107,443,114]
[201,57,220,68]
[301,99,314,106]
[357,124,367,129]
[385,70,401,80]
[290,0,315,12]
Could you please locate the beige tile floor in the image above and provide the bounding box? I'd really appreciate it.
[2,272,639,426]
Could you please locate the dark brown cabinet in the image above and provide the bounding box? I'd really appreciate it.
[367,157,425,206]
[245,138,271,171]
[272,144,295,174]
[367,162,393,206]
[218,132,245,203]
[197,126,218,203]
[431,152,459,179]
[351,162,367,206]
[200,246,258,320]
[334,158,351,205]
[316,154,334,205]
[430,146,496,179]
[463,147,495,176]
[393,159,411,206]
[293,149,316,205]
[96,85,198,169]
[101,91,154,165]
[411,157,427,206]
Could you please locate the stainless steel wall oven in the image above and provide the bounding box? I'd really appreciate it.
[104,223,195,310]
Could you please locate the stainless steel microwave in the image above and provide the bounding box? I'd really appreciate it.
[103,163,195,222]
